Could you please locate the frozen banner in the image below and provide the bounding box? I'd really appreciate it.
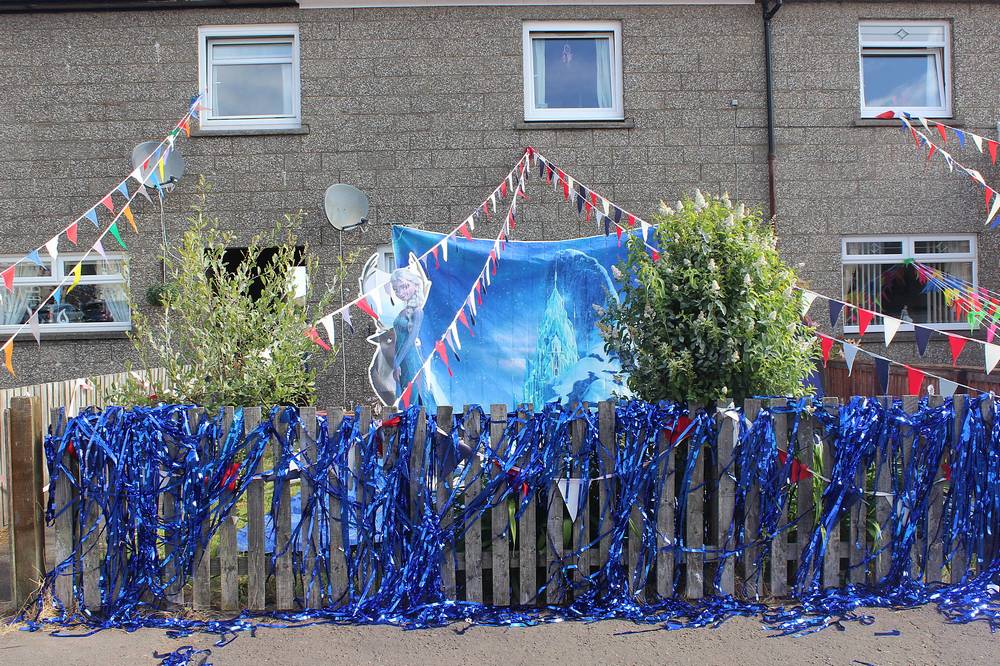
[363,225,633,408]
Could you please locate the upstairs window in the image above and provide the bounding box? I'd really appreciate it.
[859,21,951,118]
[522,21,624,122]
[198,25,301,131]
[841,235,975,333]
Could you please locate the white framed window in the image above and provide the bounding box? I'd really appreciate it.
[859,20,951,118]
[198,24,301,131]
[522,20,624,122]
[841,234,975,333]
[0,254,130,335]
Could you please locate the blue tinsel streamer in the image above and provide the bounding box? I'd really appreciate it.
[15,398,1000,664]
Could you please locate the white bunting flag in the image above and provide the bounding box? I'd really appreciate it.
[602,198,610,217]
[94,239,107,262]
[939,378,958,397]
[45,235,59,261]
[441,238,448,262]
[28,311,40,345]
[968,168,986,186]
[640,220,651,242]
[883,316,902,346]
[986,196,1000,226]
[467,291,478,317]
[556,478,591,522]
[843,342,860,376]
[506,173,514,192]
[449,322,461,351]
[919,117,931,133]
[972,133,984,152]
[986,342,1000,374]
[318,314,336,347]
[136,183,153,203]
[467,215,475,232]
[800,290,818,316]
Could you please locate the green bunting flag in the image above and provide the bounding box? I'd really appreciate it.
[108,221,127,249]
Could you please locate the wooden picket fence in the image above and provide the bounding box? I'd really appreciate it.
[0,396,983,613]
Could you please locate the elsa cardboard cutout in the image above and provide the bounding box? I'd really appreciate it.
[362,252,441,408]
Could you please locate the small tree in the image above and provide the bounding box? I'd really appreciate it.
[113,178,338,409]
[599,191,817,404]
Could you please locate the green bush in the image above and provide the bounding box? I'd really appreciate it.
[113,178,339,409]
[599,191,817,404]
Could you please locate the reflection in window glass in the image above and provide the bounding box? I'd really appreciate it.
[862,53,942,108]
[843,261,972,326]
[845,240,904,256]
[913,239,970,254]
[213,62,292,117]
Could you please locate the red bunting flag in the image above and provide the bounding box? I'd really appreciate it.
[482,200,490,218]
[459,223,473,241]
[66,221,78,245]
[306,326,331,351]
[776,449,813,482]
[500,179,507,198]
[927,144,937,160]
[355,297,379,321]
[508,208,516,230]
[1,265,13,293]
[986,188,993,210]
[910,127,920,147]
[100,194,114,213]
[937,123,948,143]
[875,110,895,119]
[628,213,636,228]
[906,365,925,396]
[989,140,998,165]
[431,246,439,269]
[489,249,497,275]
[615,225,622,246]
[399,381,413,409]
[948,334,967,366]
[590,191,599,208]
[545,165,553,184]
[475,279,482,305]
[434,340,453,377]
[458,308,474,336]
[180,118,191,138]
[651,250,660,261]
[817,333,835,367]
[857,308,875,336]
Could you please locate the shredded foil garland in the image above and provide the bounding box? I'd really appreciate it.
[16,397,1000,664]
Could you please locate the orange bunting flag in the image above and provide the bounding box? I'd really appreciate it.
[2,339,13,377]
[66,221,78,245]
[817,334,835,367]
[123,204,137,233]
[906,366,925,396]
[857,308,875,336]
[948,334,967,366]
[180,118,191,138]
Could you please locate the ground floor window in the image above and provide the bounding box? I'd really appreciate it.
[841,234,976,332]
[0,254,130,334]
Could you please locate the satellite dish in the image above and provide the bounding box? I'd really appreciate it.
[131,140,185,189]
[324,183,369,231]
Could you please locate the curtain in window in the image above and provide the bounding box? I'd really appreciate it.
[595,39,612,109]
[532,39,547,108]
[0,289,32,325]
[104,284,130,324]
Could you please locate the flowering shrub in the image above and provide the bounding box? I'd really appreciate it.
[599,191,817,404]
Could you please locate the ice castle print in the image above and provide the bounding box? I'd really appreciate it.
[523,272,579,406]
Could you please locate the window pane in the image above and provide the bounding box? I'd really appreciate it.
[78,257,126,277]
[36,284,129,325]
[213,62,292,117]
[0,258,52,279]
[913,239,970,255]
[862,52,942,107]
[211,42,292,61]
[843,261,971,326]
[845,240,903,256]
[531,35,613,110]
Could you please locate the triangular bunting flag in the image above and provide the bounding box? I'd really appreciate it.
[136,184,152,203]
[66,221,78,245]
[84,208,99,228]
[555,478,591,522]
[26,250,43,268]
[948,334,967,366]
[857,308,874,336]
[399,381,413,409]
[818,334,835,367]
[985,343,1000,374]
[800,290,817,317]
[355,297,379,321]
[1,266,13,293]
[906,366,925,396]
[989,323,997,344]
[2,339,13,377]
[458,309,474,336]
[986,195,1000,226]
[68,263,81,293]
[318,314,336,347]
[449,322,461,351]
[883,316,901,346]
[52,286,62,305]
[93,239,107,261]
[955,128,966,147]
[640,220,650,242]
[938,378,958,397]
[45,235,59,261]
[843,342,859,376]
[341,308,354,334]
[828,300,844,327]
[459,223,473,241]
[989,140,998,165]
[100,194,114,213]
[441,238,448,263]
[874,357,891,394]
[116,181,129,199]
[108,221,126,249]
[434,340,453,377]
[914,324,932,356]
[28,311,40,345]
[123,204,136,233]
[306,326,331,351]
[972,133,984,152]
[937,123,948,143]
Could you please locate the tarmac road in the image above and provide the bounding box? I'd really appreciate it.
[0,605,995,665]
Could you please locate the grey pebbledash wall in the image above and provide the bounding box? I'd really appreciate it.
[0,1,996,404]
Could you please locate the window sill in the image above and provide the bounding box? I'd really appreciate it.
[854,116,962,128]
[516,118,634,131]
[192,125,310,137]
[8,329,130,342]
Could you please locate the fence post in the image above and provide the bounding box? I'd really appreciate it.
[9,396,45,609]
[685,402,705,599]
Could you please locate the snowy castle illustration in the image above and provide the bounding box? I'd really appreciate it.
[523,272,579,406]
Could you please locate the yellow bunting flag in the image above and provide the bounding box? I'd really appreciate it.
[68,263,82,293]
[123,204,137,233]
[157,157,166,182]
[3,339,14,377]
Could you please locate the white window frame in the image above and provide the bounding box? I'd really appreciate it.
[198,24,302,131]
[0,253,130,336]
[840,234,976,333]
[858,20,952,119]
[522,20,624,122]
